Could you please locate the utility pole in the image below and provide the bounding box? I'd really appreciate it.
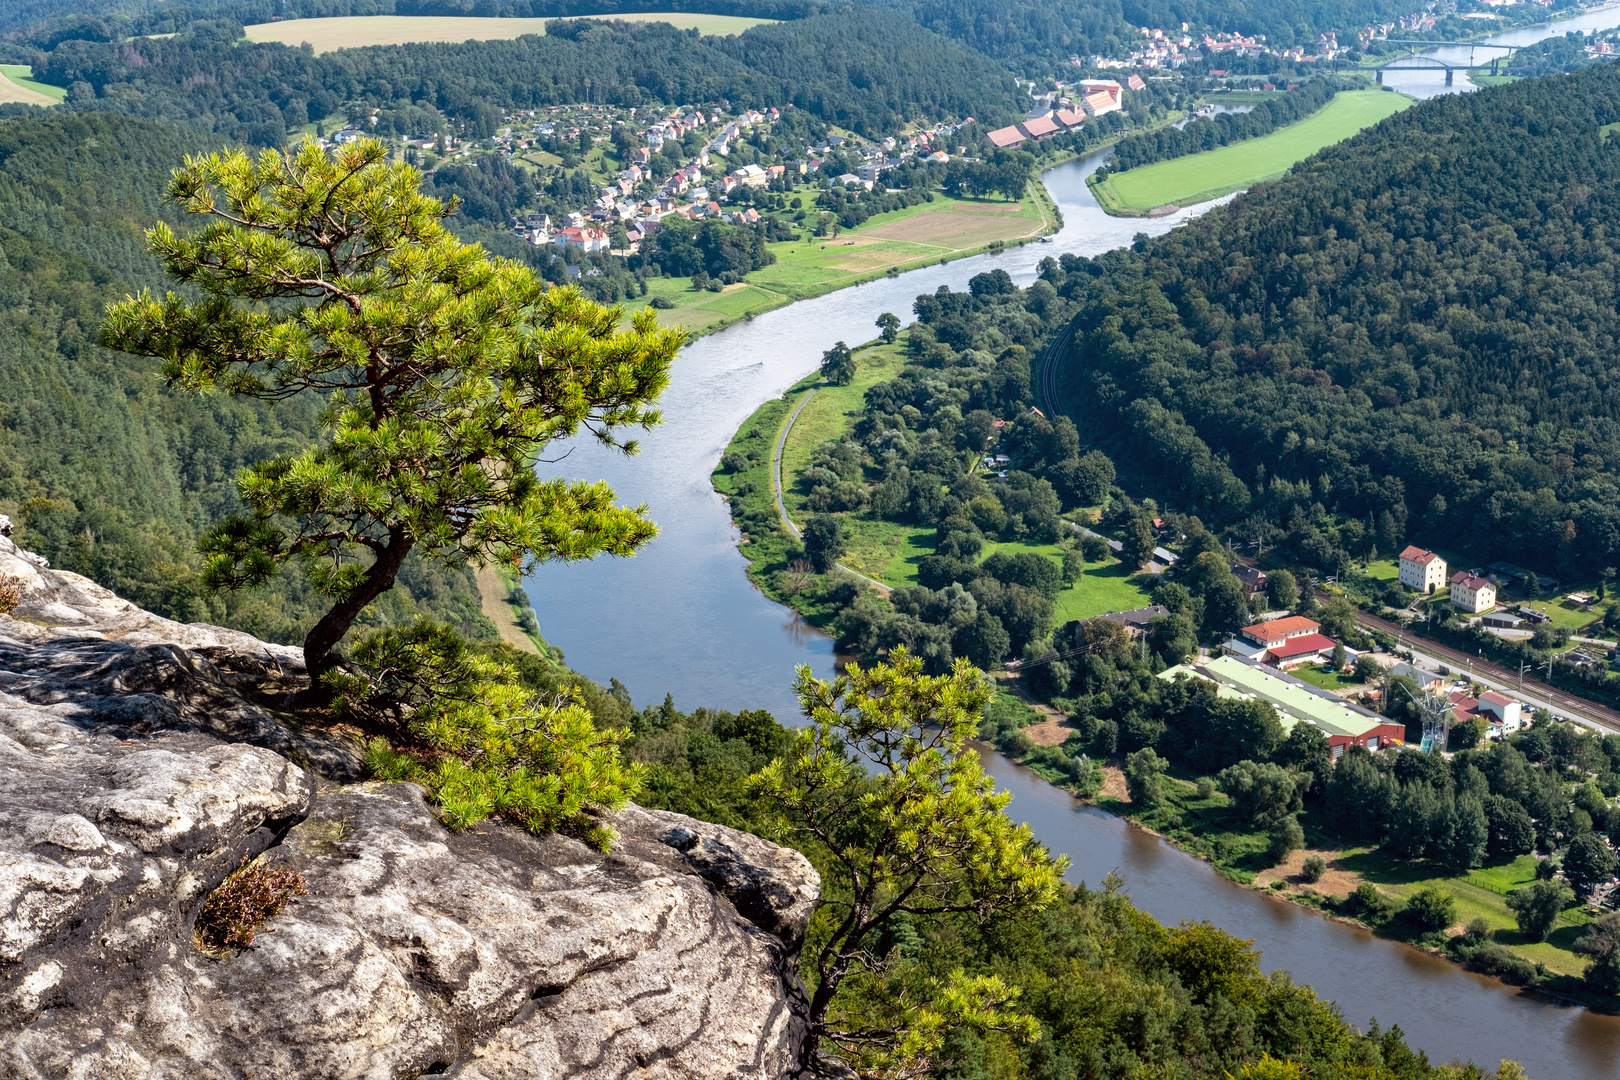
[1519,661,1530,690]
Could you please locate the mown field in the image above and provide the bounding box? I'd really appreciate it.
[620,186,1055,334]
[1094,90,1414,211]
[243,13,775,52]
[0,65,63,106]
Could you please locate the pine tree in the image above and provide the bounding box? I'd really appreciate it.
[102,140,682,678]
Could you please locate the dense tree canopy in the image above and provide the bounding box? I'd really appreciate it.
[27,9,1024,143]
[1064,64,1620,576]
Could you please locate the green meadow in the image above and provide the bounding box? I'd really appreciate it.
[1094,90,1413,212]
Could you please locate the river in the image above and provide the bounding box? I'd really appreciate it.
[525,20,1620,1077]
[1382,4,1620,99]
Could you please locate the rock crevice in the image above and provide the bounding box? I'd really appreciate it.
[0,535,818,1078]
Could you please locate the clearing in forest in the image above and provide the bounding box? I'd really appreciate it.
[0,66,61,106]
[1094,90,1413,212]
[243,14,775,52]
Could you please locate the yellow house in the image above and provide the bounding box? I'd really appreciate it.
[1450,571,1497,614]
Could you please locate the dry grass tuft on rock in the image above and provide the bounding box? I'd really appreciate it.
[0,574,23,615]
[195,855,309,951]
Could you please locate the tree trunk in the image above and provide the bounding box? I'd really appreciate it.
[301,531,414,680]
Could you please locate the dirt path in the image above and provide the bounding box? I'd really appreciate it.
[475,568,539,655]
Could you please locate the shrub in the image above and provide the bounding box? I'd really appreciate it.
[649,295,676,309]
[1462,917,1492,945]
[1406,886,1457,932]
[1300,854,1327,883]
[195,855,308,950]
[1453,940,1541,987]
[336,620,640,847]
[1195,777,1216,800]
[0,574,21,615]
[1505,878,1574,943]
[1351,882,1397,925]
[1267,816,1305,864]
[1125,747,1168,806]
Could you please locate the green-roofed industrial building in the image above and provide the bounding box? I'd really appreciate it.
[1159,654,1406,759]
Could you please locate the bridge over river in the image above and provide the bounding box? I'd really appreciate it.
[1375,39,1519,85]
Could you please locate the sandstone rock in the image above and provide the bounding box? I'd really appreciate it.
[0,535,819,1078]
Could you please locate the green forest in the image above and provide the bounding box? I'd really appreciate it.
[1064,63,1620,578]
[20,10,1024,142]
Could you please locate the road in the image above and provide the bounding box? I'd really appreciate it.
[1036,314,1079,419]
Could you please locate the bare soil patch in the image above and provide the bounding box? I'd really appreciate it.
[1100,760,1130,802]
[1254,847,1364,899]
[1022,715,1077,746]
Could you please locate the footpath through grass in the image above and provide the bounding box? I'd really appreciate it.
[1093,90,1413,212]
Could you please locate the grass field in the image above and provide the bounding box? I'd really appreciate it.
[1094,90,1413,211]
[620,186,1056,335]
[243,13,774,51]
[0,65,62,106]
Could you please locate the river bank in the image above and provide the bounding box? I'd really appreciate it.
[705,190,1620,1024]
[525,138,1620,1073]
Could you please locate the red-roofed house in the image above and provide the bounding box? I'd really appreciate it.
[1127,74,1147,91]
[1263,633,1339,666]
[1081,91,1121,117]
[1240,616,1321,650]
[1054,108,1086,129]
[1019,115,1061,140]
[1080,79,1124,106]
[986,125,1027,149]
[1398,546,1448,593]
[554,226,609,253]
[1448,690,1524,739]
[1450,571,1497,613]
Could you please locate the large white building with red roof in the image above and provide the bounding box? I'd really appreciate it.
[1398,546,1448,593]
[1450,570,1497,613]
[1228,616,1338,667]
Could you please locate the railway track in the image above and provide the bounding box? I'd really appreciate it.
[1334,594,1620,734]
[1036,316,1079,418]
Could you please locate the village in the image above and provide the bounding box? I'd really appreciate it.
[328,99,970,259]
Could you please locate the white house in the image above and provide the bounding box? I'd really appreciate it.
[1477,691,1523,738]
[1398,545,1448,593]
[554,226,609,253]
[1450,571,1497,613]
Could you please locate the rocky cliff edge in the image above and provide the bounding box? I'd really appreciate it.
[0,534,818,1079]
